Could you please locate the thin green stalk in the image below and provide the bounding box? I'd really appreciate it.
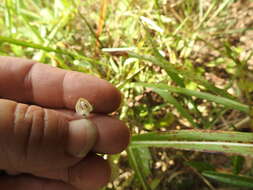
[4,0,13,35]
[196,0,216,29]
[0,35,105,66]
[77,9,104,48]
[127,147,151,190]
[208,0,233,24]
[20,14,44,43]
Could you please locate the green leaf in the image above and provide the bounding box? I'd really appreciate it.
[186,161,215,173]
[142,25,185,88]
[202,171,253,188]
[232,156,245,175]
[0,36,104,66]
[133,147,152,178]
[129,52,234,99]
[135,82,249,113]
[155,89,197,128]
[150,177,162,190]
[127,147,151,190]
[130,130,253,156]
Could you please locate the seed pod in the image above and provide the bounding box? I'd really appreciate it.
[75,98,93,117]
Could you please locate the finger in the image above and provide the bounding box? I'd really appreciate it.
[36,154,111,190]
[89,114,130,154]
[56,110,130,154]
[0,99,97,173]
[0,174,76,190]
[5,170,21,175]
[0,56,121,113]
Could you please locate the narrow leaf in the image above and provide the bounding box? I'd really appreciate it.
[135,82,249,113]
[129,52,234,99]
[232,156,245,175]
[130,130,253,156]
[0,36,104,66]
[202,171,253,188]
[127,147,151,190]
[155,89,197,128]
[186,161,215,173]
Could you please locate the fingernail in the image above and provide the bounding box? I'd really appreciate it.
[67,119,97,158]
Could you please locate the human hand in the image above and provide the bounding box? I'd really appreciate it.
[0,56,130,190]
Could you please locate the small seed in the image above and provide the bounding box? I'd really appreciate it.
[75,98,93,117]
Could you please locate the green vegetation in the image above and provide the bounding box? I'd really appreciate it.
[1,0,253,189]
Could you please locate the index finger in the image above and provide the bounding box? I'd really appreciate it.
[0,56,121,113]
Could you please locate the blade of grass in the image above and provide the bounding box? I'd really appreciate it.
[208,108,229,128]
[132,130,253,142]
[186,161,215,173]
[37,13,73,62]
[0,35,105,66]
[196,0,216,29]
[186,161,216,190]
[133,147,152,179]
[134,82,249,113]
[96,0,108,46]
[127,147,151,190]
[46,14,70,44]
[20,8,41,19]
[208,0,233,24]
[20,14,44,43]
[14,0,20,15]
[142,24,185,87]
[131,139,253,156]
[199,0,203,21]
[173,17,189,36]
[202,171,253,188]
[232,156,245,175]
[155,89,198,128]
[71,0,104,48]
[78,9,104,48]
[130,130,253,156]
[116,66,145,89]
[4,0,13,35]
[128,52,234,99]
[140,27,205,126]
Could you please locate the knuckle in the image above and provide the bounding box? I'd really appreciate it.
[0,99,70,171]
[22,62,36,102]
[12,104,44,170]
[23,107,69,170]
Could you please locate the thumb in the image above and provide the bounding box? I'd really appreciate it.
[0,99,97,173]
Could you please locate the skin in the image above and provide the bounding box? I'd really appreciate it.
[0,56,130,190]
